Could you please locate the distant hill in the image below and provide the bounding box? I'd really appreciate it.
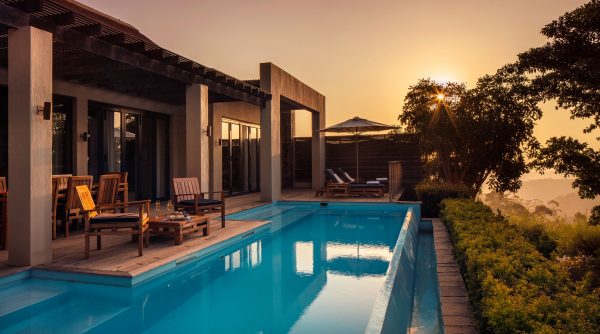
[515,178,600,217]
[516,178,575,202]
[550,192,600,217]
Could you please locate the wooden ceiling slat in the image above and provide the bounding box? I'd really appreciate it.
[71,23,101,36]
[43,11,73,25]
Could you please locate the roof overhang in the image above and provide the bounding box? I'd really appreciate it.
[0,0,271,106]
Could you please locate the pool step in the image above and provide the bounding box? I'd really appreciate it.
[0,282,131,333]
[0,282,69,329]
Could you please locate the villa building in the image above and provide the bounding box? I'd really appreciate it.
[0,0,326,266]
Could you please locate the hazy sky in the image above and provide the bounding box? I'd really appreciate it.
[79,0,593,179]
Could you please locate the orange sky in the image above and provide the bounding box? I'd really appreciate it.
[80,0,594,180]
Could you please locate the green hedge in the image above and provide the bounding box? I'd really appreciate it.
[441,199,600,333]
[415,182,470,217]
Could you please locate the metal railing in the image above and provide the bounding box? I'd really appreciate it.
[388,161,403,202]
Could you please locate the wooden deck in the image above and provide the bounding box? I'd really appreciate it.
[432,219,478,334]
[0,188,390,279]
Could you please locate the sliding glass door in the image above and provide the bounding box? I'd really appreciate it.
[222,120,260,196]
[88,102,169,200]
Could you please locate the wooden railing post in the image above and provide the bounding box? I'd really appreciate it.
[388,161,403,202]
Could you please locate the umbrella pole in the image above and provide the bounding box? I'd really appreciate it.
[355,133,359,180]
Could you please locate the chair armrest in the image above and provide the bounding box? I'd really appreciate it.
[96,200,150,210]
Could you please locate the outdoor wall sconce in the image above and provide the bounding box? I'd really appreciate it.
[204,125,213,137]
[36,102,52,120]
[80,131,91,141]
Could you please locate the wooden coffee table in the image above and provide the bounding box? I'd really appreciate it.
[149,215,210,245]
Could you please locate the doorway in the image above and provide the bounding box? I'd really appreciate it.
[87,102,169,200]
[221,119,260,196]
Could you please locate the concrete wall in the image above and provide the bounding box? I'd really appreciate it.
[0,67,185,181]
[260,63,326,201]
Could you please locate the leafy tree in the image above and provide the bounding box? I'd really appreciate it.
[399,70,541,196]
[518,1,600,221]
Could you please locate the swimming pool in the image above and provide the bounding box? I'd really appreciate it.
[0,202,441,333]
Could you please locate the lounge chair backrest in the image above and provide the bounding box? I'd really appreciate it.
[0,177,6,193]
[75,185,98,218]
[66,176,93,211]
[325,169,345,184]
[173,177,200,201]
[97,174,119,206]
[337,168,355,183]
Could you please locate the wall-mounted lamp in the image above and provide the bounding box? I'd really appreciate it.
[80,131,91,141]
[36,101,52,120]
[203,125,213,137]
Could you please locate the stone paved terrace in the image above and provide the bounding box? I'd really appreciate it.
[432,218,479,334]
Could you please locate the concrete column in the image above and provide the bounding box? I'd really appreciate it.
[311,110,326,190]
[170,111,186,178]
[260,64,281,201]
[7,26,53,266]
[73,96,88,175]
[209,105,223,194]
[185,84,209,191]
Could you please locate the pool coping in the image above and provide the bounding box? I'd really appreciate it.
[29,221,272,287]
[431,218,478,334]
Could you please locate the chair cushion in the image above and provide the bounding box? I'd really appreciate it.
[349,183,384,189]
[90,212,145,224]
[178,199,223,207]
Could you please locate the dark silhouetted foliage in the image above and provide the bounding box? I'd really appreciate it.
[399,71,541,195]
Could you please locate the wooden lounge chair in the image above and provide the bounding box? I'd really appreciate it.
[76,185,150,258]
[172,177,225,228]
[0,177,6,250]
[325,169,385,197]
[63,176,93,237]
[337,167,389,192]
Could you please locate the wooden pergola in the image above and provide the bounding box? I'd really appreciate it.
[0,0,271,106]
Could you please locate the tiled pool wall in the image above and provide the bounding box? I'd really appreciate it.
[365,206,421,333]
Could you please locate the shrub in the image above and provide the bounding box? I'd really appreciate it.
[415,181,470,217]
[441,199,600,333]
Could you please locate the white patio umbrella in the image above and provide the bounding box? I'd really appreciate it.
[319,117,397,179]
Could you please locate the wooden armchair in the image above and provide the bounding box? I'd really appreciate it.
[76,185,149,259]
[63,176,93,237]
[172,177,226,228]
[0,177,6,250]
[97,174,120,206]
[51,177,61,240]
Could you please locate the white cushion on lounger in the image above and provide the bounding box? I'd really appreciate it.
[366,181,380,185]
[333,173,345,184]
[376,178,388,181]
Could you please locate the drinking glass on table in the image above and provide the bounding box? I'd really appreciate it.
[154,201,161,218]
[166,200,173,213]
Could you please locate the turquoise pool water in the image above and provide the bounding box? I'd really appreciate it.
[0,202,440,333]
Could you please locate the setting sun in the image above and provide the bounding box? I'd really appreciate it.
[436,93,445,102]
